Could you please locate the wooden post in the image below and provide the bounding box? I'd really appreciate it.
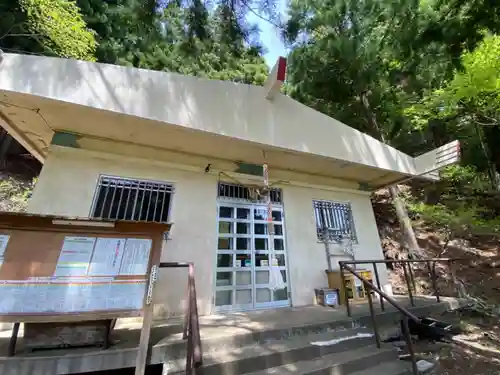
[8,322,20,356]
[135,233,162,375]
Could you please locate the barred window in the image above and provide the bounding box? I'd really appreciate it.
[91,176,173,223]
[313,200,357,242]
[217,182,282,203]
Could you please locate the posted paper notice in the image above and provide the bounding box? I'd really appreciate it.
[88,238,126,276]
[0,234,9,268]
[54,236,96,277]
[119,238,152,275]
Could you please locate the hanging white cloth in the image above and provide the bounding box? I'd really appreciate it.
[263,162,286,292]
[269,260,286,291]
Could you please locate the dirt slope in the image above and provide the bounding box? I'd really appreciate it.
[0,157,39,213]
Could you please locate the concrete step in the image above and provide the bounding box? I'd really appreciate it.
[242,345,404,375]
[165,328,396,375]
[348,360,413,375]
[151,299,453,365]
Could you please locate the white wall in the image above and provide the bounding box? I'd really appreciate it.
[28,147,390,317]
[281,184,391,306]
[29,148,219,318]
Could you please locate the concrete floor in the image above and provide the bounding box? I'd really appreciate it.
[0,296,461,375]
[0,295,458,358]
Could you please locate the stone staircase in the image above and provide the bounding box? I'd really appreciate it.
[165,327,411,375]
[0,299,456,375]
[158,300,458,375]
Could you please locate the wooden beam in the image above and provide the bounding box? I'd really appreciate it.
[0,108,46,163]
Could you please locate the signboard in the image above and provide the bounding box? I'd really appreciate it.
[0,235,151,315]
[324,290,338,306]
[0,212,169,322]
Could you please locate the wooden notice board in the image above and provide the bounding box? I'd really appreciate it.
[0,212,170,323]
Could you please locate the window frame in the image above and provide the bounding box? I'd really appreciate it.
[89,174,175,223]
[312,199,358,243]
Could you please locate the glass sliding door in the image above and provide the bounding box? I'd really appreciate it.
[215,202,290,312]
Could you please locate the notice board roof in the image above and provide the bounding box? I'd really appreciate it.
[0,212,173,234]
[0,211,171,323]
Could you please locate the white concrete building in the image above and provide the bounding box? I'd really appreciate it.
[0,53,459,318]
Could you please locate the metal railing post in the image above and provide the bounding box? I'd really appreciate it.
[189,263,202,368]
[367,287,381,348]
[401,315,419,375]
[427,261,440,303]
[372,262,385,311]
[448,260,460,297]
[402,262,415,306]
[159,262,203,373]
[339,263,352,317]
[183,273,191,340]
[8,322,20,357]
[407,261,417,293]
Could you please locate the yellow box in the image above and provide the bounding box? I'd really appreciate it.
[325,269,373,305]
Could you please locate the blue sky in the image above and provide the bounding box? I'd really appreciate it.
[247,1,287,67]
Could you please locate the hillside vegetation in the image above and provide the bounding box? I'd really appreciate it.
[0,159,37,213]
[0,1,499,372]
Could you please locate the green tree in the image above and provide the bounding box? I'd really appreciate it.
[419,0,500,68]
[77,0,269,84]
[406,35,500,188]
[285,0,500,255]
[285,0,435,257]
[76,0,157,65]
[0,0,96,60]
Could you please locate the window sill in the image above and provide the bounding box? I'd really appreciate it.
[316,240,359,245]
[327,251,354,256]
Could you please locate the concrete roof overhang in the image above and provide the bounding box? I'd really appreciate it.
[0,53,457,191]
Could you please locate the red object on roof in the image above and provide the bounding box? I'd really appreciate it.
[264,56,287,100]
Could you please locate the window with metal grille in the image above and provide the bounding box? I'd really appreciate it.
[313,200,357,242]
[91,176,174,223]
[217,182,282,203]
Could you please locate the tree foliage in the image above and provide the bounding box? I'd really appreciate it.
[0,0,96,60]
[75,0,269,84]
[284,0,500,246]
[1,0,499,237]
[406,34,500,185]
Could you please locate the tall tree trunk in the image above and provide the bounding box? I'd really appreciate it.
[479,123,500,190]
[0,132,13,165]
[361,91,422,258]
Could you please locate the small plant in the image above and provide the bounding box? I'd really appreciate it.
[0,176,35,212]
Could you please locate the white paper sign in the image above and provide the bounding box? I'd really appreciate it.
[0,282,26,313]
[107,282,147,310]
[54,236,96,277]
[0,280,147,314]
[119,239,152,275]
[88,238,126,276]
[0,234,10,268]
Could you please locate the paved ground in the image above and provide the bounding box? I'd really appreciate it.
[0,295,456,358]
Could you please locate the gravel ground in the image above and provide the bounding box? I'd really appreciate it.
[391,311,500,375]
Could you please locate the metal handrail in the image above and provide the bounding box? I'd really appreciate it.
[160,262,203,374]
[339,257,463,375]
[339,258,463,314]
[341,265,420,322]
[341,258,465,264]
[341,264,420,375]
